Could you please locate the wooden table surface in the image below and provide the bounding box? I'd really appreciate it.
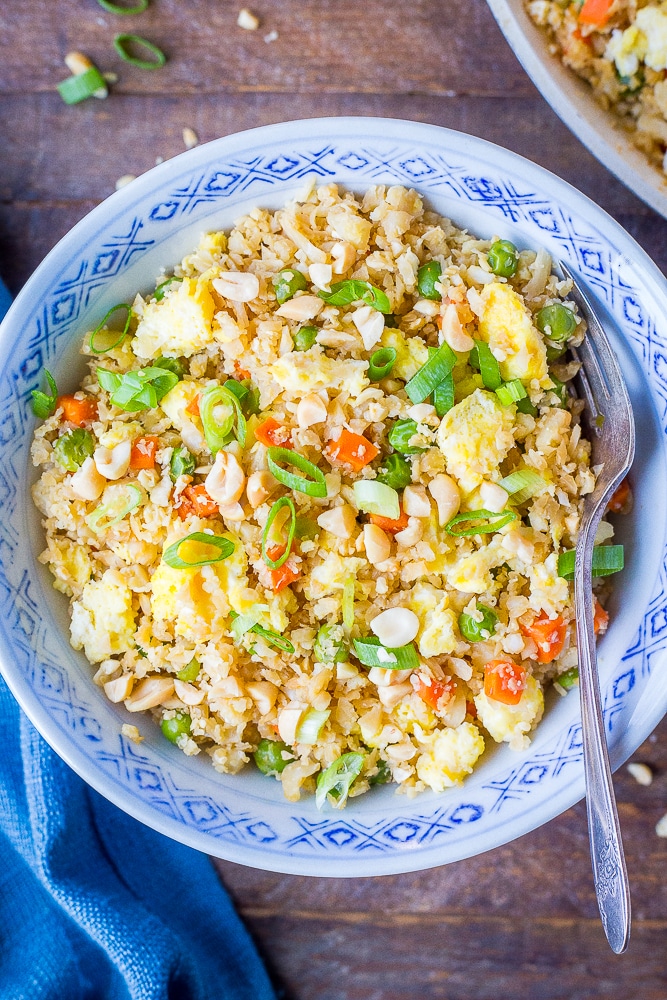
[2,1,667,996]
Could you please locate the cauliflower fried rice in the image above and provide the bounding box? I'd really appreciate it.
[30,183,624,807]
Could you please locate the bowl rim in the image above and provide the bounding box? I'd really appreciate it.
[485,0,667,219]
[2,115,667,875]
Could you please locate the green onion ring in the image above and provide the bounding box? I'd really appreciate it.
[405,342,457,404]
[97,0,149,11]
[557,545,624,581]
[266,447,327,498]
[368,347,396,381]
[163,532,235,569]
[445,508,517,536]
[342,577,355,633]
[352,637,420,670]
[433,370,454,417]
[262,497,297,569]
[57,66,108,104]
[200,384,247,452]
[473,340,502,391]
[113,33,167,69]
[89,304,133,354]
[496,379,527,406]
[85,484,143,533]
[499,469,547,505]
[154,276,182,301]
[252,625,295,654]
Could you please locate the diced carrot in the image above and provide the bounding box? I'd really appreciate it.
[130,435,159,470]
[234,362,251,380]
[594,598,609,636]
[325,428,379,472]
[607,478,631,514]
[266,547,301,592]
[58,395,98,426]
[185,394,201,417]
[175,484,219,520]
[369,509,410,535]
[484,659,527,706]
[466,700,477,719]
[413,674,456,711]
[520,612,567,664]
[578,0,614,26]
[255,417,292,448]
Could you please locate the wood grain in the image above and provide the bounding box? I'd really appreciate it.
[2,1,667,995]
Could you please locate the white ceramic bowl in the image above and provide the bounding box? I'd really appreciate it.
[1,118,666,876]
[486,0,667,219]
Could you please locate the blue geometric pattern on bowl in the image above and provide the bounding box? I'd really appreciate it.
[0,119,665,876]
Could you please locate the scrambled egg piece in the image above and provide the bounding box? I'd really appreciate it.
[134,277,215,359]
[159,380,207,453]
[636,6,667,72]
[474,674,544,744]
[70,569,135,662]
[477,283,547,382]
[605,25,647,78]
[409,582,459,657]
[269,349,369,398]
[44,538,92,596]
[395,695,436,733]
[381,328,429,380]
[528,553,570,612]
[98,420,144,449]
[303,551,365,601]
[437,389,515,492]
[446,542,503,595]
[150,530,254,638]
[416,722,485,792]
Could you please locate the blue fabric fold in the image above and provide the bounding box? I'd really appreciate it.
[0,280,278,1000]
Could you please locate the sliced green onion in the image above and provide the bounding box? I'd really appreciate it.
[557,545,624,581]
[31,369,58,419]
[318,280,391,314]
[496,379,527,406]
[388,419,426,455]
[154,356,186,378]
[433,370,455,416]
[85,483,143,533]
[57,66,108,104]
[262,497,296,569]
[369,758,391,785]
[200,384,247,452]
[266,447,327,498]
[500,469,547,505]
[251,624,295,654]
[445,508,517,536]
[536,303,577,343]
[342,577,355,633]
[170,445,195,482]
[368,347,396,381]
[154,276,183,301]
[53,428,95,472]
[177,658,200,682]
[459,604,498,642]
[230,606,269,641]
[229,609,295,654]
[316,752,365,809]
[353,637,419,670]
[161,711,191,744]
[352,480,400,520]
[292,325,318,352]
[273,268,307,304]
[516,396,538,417]
[254,738,292,775]
[488,239,519,278]
[89,304,132,354]
[473,340,502,391]
[314,624,348,664]
[548,374,569,407]
[376,453,412,491]
[162,532,235,569]
[405,343,457,404]
[295,708,330,745]
[113,33,167,69]
[294,515,319,539]
[97,366,178,412]
[223,379,249,405]
[97,0,149,11]
[556,666,579,691]
[417,261,442,301]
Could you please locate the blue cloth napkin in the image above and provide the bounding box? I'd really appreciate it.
[0,281,278,1000]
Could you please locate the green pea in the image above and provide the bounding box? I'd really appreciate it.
[377,453,412,490]
[313,624,348,664]
[170,444,195,482]
[369,758,391,786]
[177,657,200,682]
[488,240,519,278]
[546,343,568,363]
[459,604,498,642]
[161,711,191,744]
[293,325,318,351]
[154,356,187,379]
[417,261,442,300]
[53,428,95,472]
[557,666,579,691]
[254,738,291,775]
[273,268,307,304]
[388,419,425,455]
[536,303,577,343]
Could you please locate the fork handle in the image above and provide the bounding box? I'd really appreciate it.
[575,519,631,954]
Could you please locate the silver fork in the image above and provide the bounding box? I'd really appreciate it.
[561,261,635,954]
